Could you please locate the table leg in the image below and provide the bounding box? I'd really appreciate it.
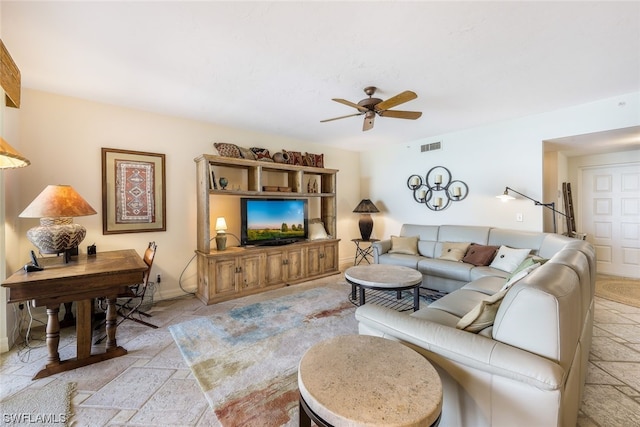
[299,398,311,427]
[45,304,61,365]
[359,286,366,306]
[414,287,420,312]
[59,302,75,328]
[76,299,93,359]
[105,297,118,351]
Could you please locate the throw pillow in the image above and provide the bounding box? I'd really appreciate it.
[462,244,499,266]
[499,262,541,292]
[214,142,242,158]
[438,242,471,262]
[456,288,508,333]
[489,246,531,273]
[388,236,419,255]
[308,221,329,240]
[238,146,257,160]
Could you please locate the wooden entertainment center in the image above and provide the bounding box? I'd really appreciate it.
[194,154,340,305]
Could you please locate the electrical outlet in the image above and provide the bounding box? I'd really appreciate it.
[157,274,161,284]
[516,213,523,222]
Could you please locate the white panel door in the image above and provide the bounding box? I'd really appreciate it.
[581,163,640,278]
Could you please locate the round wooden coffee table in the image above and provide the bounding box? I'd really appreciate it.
[298,334,442,427]
[345,264,423,311]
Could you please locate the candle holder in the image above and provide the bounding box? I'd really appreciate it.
[406,166,468,211]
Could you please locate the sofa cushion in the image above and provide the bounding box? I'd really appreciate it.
[461,276,506,295]
[490,245,531,273]
[438,242,471,261]
[469,265,509,281]
[377,254,421,269]
[427,289,488,318]
[462,244,499,266]
[456,288,508,333]
[418,258,473,282]
[389,235,419,255]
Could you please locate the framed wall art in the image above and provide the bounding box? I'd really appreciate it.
[101,148,166,234]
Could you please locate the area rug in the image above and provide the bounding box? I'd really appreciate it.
[0,381,75,426]
[169,285,359,426]
[595,275,640,308]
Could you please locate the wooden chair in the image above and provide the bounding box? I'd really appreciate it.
[95,242,158,344]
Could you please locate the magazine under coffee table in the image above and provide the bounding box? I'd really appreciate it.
[345,264,423,312]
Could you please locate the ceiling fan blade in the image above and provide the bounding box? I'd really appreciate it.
[320,112,364,123]
[375,90,417,111]
[332,98,370,113]
[363,111,375,131]
[378,110,422,120]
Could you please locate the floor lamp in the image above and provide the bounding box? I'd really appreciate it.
[497,186,571,234]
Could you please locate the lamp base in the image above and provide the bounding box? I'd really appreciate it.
[215,233,227,251]
[26,218,87,256]
[358,214,373,241]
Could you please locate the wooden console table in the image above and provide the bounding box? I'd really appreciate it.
[2,249,147,379]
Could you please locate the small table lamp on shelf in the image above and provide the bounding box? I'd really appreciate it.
[353,199,379,241]
[215,217,228,251]
[19,184,97,262]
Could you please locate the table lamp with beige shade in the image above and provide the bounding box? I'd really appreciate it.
[20,184,97,262]
[0,137,30,169]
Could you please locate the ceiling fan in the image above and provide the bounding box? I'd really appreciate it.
[321,86,422,131]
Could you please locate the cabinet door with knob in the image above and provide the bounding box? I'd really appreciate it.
[307,241,339,276]
[237,253,262,291]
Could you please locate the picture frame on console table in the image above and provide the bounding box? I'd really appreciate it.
[101,148,166,234]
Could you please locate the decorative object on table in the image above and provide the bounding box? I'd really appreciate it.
[307,178,318,193]
[497,186,571,233]
[0,136,30,169]
[102,148,166,234]
[250,147,274,162]
[209,167,218,190]
[407,165,468,211]
[218,177,228,190]
[353,199,379,241]
[303,152,324,168]
[321,86,422,131]
[272,150,290,164]
[213,142,242,158]
[19,184,97,262]
[215,217,228,251]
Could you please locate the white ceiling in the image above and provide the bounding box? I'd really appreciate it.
[2,1,639,153]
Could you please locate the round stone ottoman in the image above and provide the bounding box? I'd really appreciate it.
[298,334,442,427]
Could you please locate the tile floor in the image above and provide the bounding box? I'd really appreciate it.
[1,274,640,426]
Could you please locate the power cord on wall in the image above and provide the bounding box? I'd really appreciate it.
[176,233,242,296]
[11,302,46,363]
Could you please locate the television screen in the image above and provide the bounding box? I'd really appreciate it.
[241,198,308,245]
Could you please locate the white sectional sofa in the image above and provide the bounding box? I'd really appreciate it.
[355,224,595,427]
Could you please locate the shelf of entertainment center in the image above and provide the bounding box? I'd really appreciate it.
[194,154,339,305]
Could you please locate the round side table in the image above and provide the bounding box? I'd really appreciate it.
[298,334,442,427]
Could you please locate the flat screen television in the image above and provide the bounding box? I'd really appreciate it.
[240,198,308,246]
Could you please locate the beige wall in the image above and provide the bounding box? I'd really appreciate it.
[6,89,361,304]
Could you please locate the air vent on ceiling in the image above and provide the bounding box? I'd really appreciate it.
[421,142,441,152]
